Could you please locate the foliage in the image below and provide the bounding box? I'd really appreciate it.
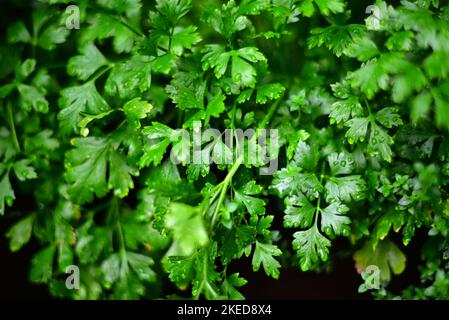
[1,0,449,300]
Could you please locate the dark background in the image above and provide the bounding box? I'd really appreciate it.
[0,220,423,299]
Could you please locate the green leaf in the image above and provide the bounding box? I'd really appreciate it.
[58,82,110,134]
[108,151,137,198]
[101,253,121,285]
[83,13,136,53]
[6,215,35,252]
[204,46,265,88]
[127,252,156,282]
[38,24,69,50]
[123,98,153,129]
[424,51,449,79]
[76,225,110,264]
[325,176,365,202]
[58,243,74,272]
[7,21,31,44]
[354,240,406,283]
[284,194,315,228]
[78,110,115,136]
[0,174,15,215]
[327,152,354,176]
[30,245,56,283]
[293,226,331,271]
[16,59,36,80]
[0,84,15,99]
[152,0,191,27]
[256,83,285,104]
[165,255,196,287]
[385,31,414,51]
[320,202,350,237]
[205,93,226,122]
[202,45,231,78]
[166,72,206,110]
[236,88,254,104]
[367,123,394,162]
[234,181,265,216]
[329,96,363,125]
[299,0,346,17]
[350,58,391,99]
[345,117,369,144]
[142,122,174,139]
[372,211,405,245]
[434,85,449,131]
[17,84,49,113]
[165,202,209,255]
[105,55,152,99]
[220,224,256,263]
[140,139,171,167]
[123,221,169,251]
[170,25,201,55]
[204,0,251,38]
[140,122,175,167]
[151,54,177,74]
[66,136,137,203]
[211,139,233,165]
[411,91,432,123]
[65,137,108,203]
[375,107,403,128]
[252,241,282,279]
[308,25,366,57]
[239,0,270,15]
[223,273,247,300]
[271,166,323,198]
[293,141,319,171]
[191,244,221,299]
[231,55,257,88]
[12,159,37,181]
[68,43,108,81]
[344,37,380,61]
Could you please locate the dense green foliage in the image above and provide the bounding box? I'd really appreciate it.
[1,0,449,299]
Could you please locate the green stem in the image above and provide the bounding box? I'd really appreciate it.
[119,16,145,37]
[230,101,237,130]
[314,161,326,227]
[194,250,219,299]
[363,96,373,117]
[111,198,128,276]
[168,27,174,53]
[90,64,114,82]
[7,100,21,153]
[209,98,281,227]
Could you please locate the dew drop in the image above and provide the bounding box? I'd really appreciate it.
[81,127,89,137]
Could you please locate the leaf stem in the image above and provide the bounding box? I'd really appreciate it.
[168,27,174,53]
[209,98,281,227]
[363,96,373,117]
[314,161,326,227]
[90,64,114,82]
[7,100,21,153]
[111,198,128,277]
